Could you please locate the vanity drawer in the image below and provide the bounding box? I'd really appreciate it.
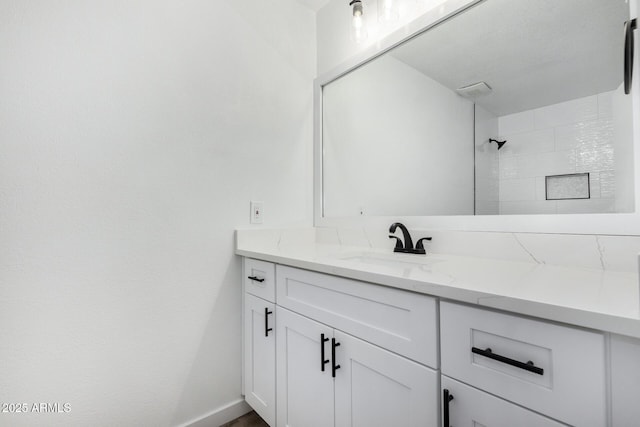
[244,258,276,303]
[442,376,564,427]
[276,265,437,367]
[440,302,606,427]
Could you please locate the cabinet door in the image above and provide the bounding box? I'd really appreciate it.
[334,331,438,427]
[244,294,276,426]
[276,307,334,427]
[441,376,564,427]
[611,334,640,426]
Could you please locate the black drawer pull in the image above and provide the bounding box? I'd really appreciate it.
[248,275,265,283]
[331,338,341,378]
[443,388,454,427]
[472,347,544,375]
[320,334,330,372]
[264,307,273,337]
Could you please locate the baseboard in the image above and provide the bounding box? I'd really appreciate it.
[179,398,252,427]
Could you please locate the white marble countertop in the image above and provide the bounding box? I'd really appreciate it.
[236,229,640,338]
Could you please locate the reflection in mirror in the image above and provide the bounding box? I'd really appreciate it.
[321,0,634,218]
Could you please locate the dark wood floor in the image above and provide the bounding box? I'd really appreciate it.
[221,411,269,427]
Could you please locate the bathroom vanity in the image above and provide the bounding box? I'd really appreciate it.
[239,0,640,425]
[237,230,640,427]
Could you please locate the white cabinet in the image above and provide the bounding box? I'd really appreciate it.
[276,307,335,427]
[441,376,564,427]
[276,306,438,427]
[244,293,276,426]
[276,265,438,367]
[245,258,276,301]
[441,301,606,427]
[610,334,640,426]
[241,257,625,427]
[334,330,438,427]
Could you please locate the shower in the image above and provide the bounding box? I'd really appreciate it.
[489,138,507,150]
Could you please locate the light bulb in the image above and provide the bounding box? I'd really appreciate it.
[378,0,399,23]
[351,14,367,43]
[350,0,367,43]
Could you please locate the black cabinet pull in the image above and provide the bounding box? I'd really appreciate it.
[443,388,454,427]
[248,275,265,283]
[331,338,341,378]
[320,334,330,372]
[625,18,637,94]
[472,347,544,375]
[264,307,273,337]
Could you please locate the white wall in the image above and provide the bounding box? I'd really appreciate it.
[0,1,314,426]
[497,91,622,215]
[323,55,474,217]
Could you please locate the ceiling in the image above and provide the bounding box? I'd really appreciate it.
[389,0,630,116]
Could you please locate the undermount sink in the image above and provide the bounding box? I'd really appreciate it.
[338,252,445,269]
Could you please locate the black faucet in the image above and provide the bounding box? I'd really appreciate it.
[389,222,432,255]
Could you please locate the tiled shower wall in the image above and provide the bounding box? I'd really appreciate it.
[475,105,499,215]
[496,91,616,215]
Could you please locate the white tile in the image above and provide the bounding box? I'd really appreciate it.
[475,177,499,202]
[598,91,614,118]
[534,95,598,129]
[535,176,546,200]
[589,172,601,198]
[599,170,615,198]
[499,156,518,179]
[554,118,613,152]
[498,128,554,157]
[575,144,615,172]
[556,198,615,214]
[498,110,534,135]
[499,178,536,201]
[598,235,640,272]
[517,150,577,178]
[514,233,603,270]
[475,200,499,215]
[499,200,557,215]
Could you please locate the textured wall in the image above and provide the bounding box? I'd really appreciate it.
[497,90,626,214]
[0,1,314,426]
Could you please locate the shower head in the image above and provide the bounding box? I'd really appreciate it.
[489,138,507,150]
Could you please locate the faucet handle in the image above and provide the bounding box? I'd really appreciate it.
[389,235,404,250]
[415,237,432,252]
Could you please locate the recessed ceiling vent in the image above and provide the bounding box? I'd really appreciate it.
[456,81,493,99]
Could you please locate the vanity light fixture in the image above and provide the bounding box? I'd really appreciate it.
[349,0,368,43]
[378,0,399,23]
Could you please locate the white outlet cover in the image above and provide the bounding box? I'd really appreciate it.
[250,201,263,224]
